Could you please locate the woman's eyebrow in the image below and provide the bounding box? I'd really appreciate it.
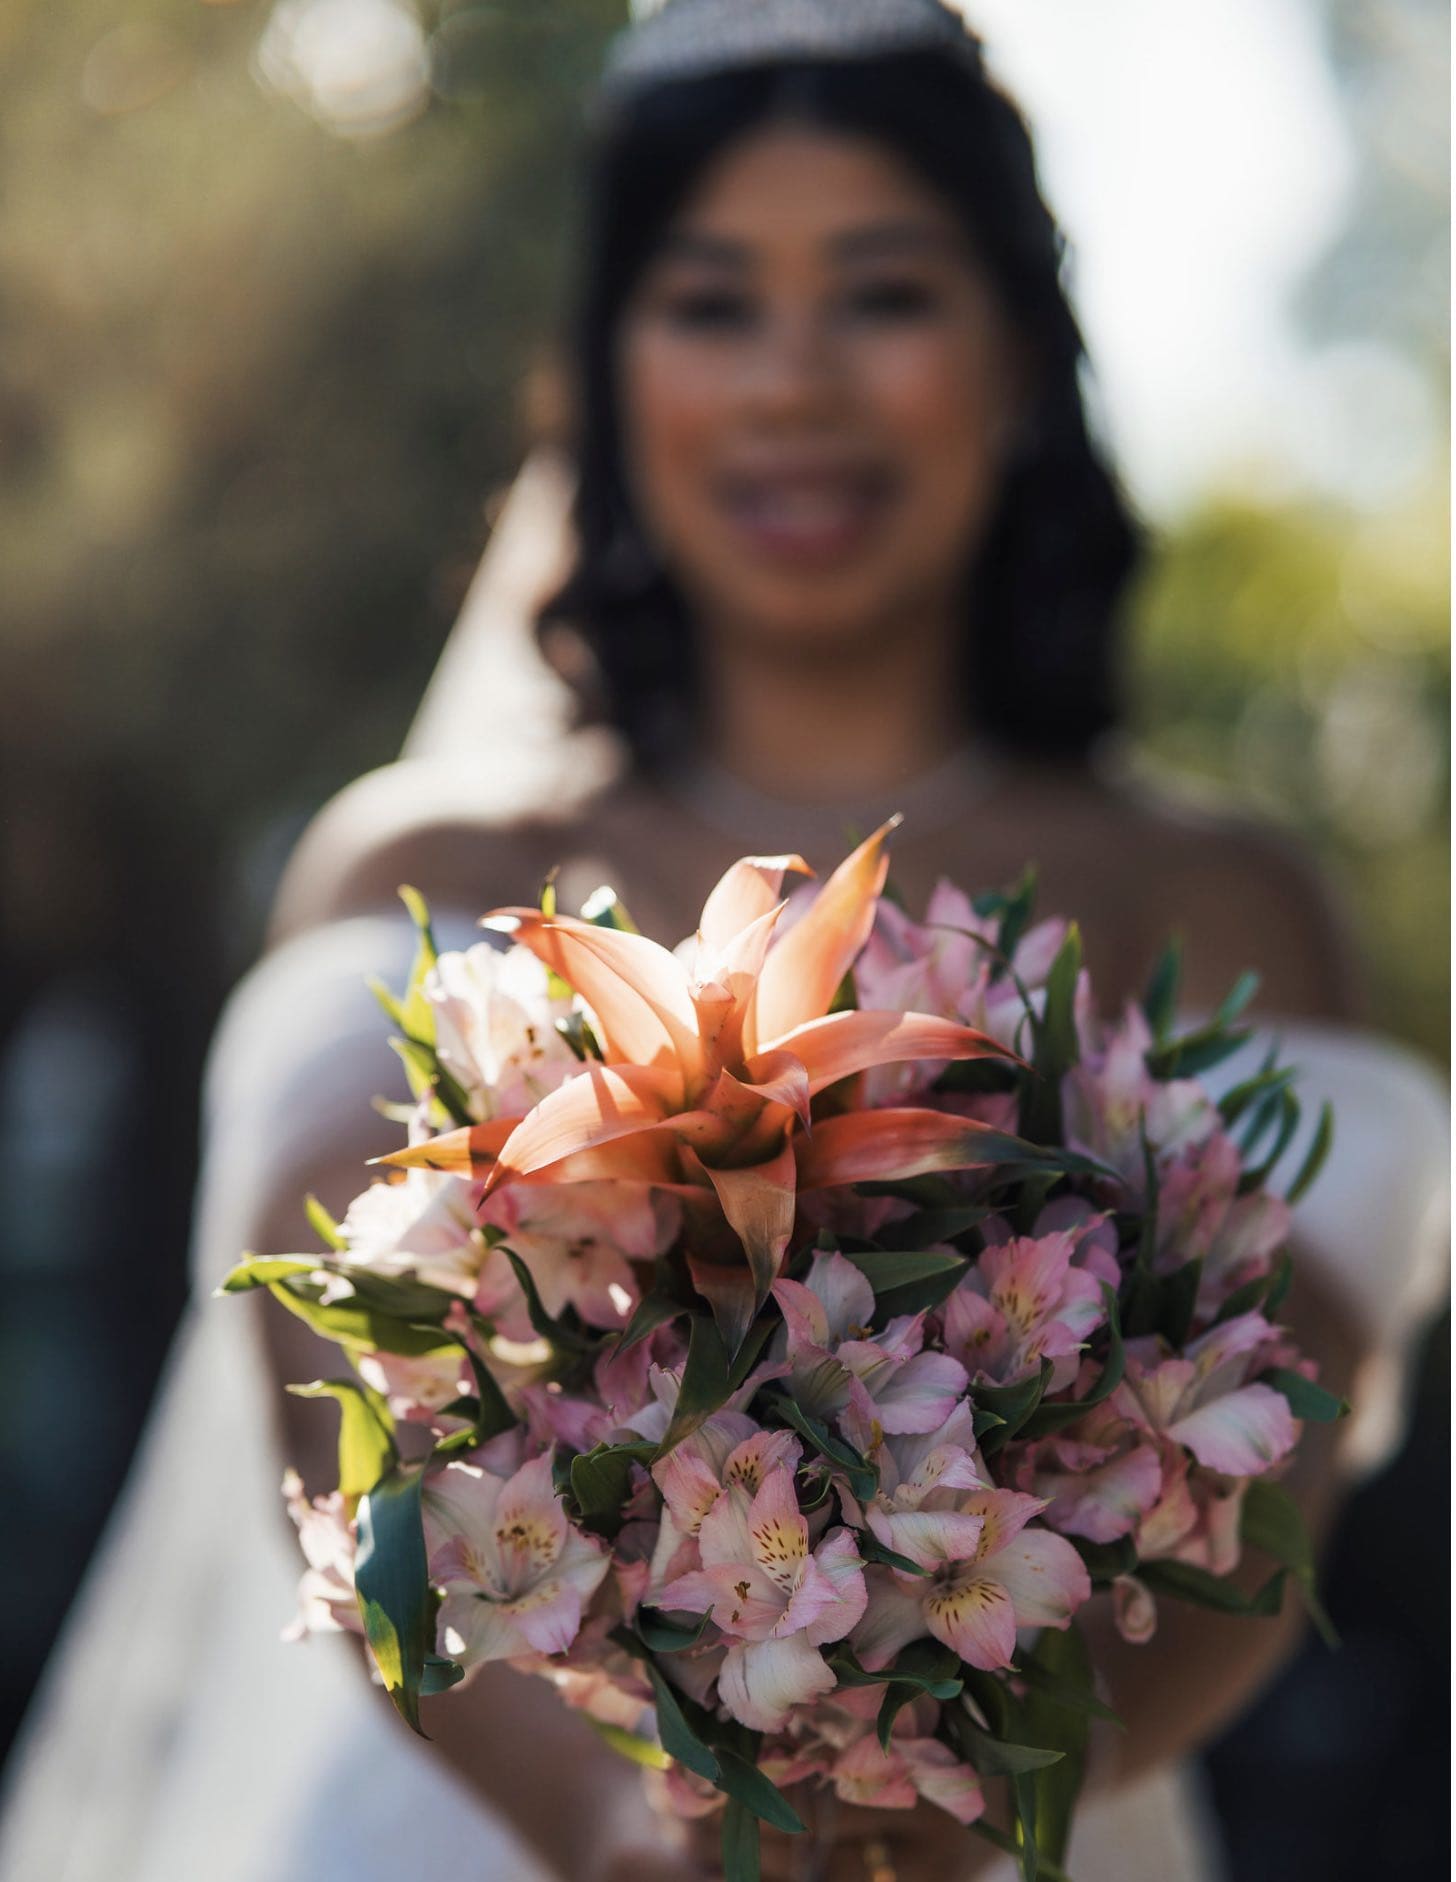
[653,231,750,270]
[831,219,962,262]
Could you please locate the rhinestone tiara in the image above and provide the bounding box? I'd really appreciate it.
[601,0,985,103]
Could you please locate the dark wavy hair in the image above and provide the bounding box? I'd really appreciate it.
[541,48,1142,767]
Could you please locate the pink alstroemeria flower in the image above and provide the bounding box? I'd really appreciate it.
[855,878,1071,1101]
[385,828,1018,1345]
[942,1227,1106,1390]
[1117,1311,1297,1478]
[1154,1129,1292,1316]
[338,1164,485,1295]
[425,1452,610,1667]
[424,940,580,1123]
[771,1249,968,1438]
[281,1469,361,1640]
[647,1418,802,1595]
[1062,1004,1218,1189]
[853,1487,1090,1673]
[473,1180,680,1338]
[658,1463,867,1732]
[831,1722,985,1826]
[1009,1395,1164,1545]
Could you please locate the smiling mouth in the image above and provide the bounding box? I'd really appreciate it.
[717,466,897,567]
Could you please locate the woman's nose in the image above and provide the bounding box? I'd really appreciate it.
[735,308,844,424]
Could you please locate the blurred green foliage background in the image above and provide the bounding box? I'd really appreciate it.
[0,0,1447,1869]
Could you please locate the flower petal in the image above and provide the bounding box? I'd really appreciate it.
[376,1116,518,1178]
[1169,1382,1297,1476]
[982,1527,1090,1629]
[924,1575,1017,1670]
[794,1108,1028,1190]
[699,855,811,957]
[752,1009,1015,1100]
[717,1635,836,1732]
[751,821,895,1049]
[484,1062,680,1190]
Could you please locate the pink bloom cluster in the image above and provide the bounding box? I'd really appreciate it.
[263,841,1325,1852]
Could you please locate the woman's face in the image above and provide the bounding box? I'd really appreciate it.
[616,122,1029,660]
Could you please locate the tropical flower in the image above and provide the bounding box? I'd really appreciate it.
[387,827,1018,1345]
[425,1452,610,1667]
[1116,1312,1297,1478]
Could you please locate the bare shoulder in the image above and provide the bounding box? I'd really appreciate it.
[266,739,652,944]
[1087,766,1363,1022]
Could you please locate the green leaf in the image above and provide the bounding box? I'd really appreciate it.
[502,1250,596,1354]
[580,884,639,933]
[1140,1559,1288,1617]
[1020,924,1082,1143]
[857,1531,930,1578]
[968,1819,1073,1882]
[1214,1248,1293,1326]
[720,1797,760,1882]
[355,1465,432,1734]
[954,1716,1065,1777]
[636,1607,717,1654]
[640,1662,720,1783]
[973,1361,1054,1456]
[766,1396,878,1502]
[1159,1256,1203,1351]
[554,1012,604,1063]
[304,1194,347,1251]
[1146,1026,1253,1081]
[266,1280,461,1356]
[588,1718,672,1770]
[421,1654,465,1696]
[286,1379,397,1507]
[726,1313,779,1394]
[458,1341,519,1443]
[1217,1054,1294,1129]
[843,1247,969,1296]
[1020,1286,1125,1438]
[397,883,441,1045]
[1018,1622,1095,1865]
[1141,936,1183,1042]
[218,1255,321,1295]
[1238,1088,1302,1194]
[1014,1645,1125,1728]
[828,1640,961,1700]
[569,1441,656,1537]
[1241,1477,1340,1647]
[1260,1367,1350,1423]
[715,1746,805,1834]
[1285,1100,1335,1205]
[1068,1533,1138,1586]
[655,1315,733,1459]
[885,1205,988,1247]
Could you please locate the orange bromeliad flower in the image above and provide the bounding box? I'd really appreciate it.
[385,824,1020,1346]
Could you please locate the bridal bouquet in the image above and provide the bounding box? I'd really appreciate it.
[226,826,1342,1880]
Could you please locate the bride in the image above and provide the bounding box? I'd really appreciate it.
[2,4,1446,1879]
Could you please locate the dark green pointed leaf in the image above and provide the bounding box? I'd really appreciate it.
[421,1654,465,1696]
[569,1440,656,1537]
[1241,1477,1339,1649]
[1140,1559,1287,1617]
[355,1464,432,1735]
[1020,924,1082,1143]
[655,1315,733,1459]
[1217,1053,1293,1129]
[1018,1622,1094,1865]
[844,1247,969,1296]
[715,1746,806,1834]
[641,1661,720,1783]
[588,1719,672,1770]
[1284,1100,1334,1205]
[1260,1367,1349,1423]
[857,1531,929,1578]
[636,1607,717,1654]
[580,884,640,933]
[885,1205,988,1248]
[458,1341,519,1442]
[1068,1533,1138,1586]
[765,1396,878,1502]
[287,1378,397,1507]
[1238,1088,1302,1194]
[1146,1026,1253,1081]
[973,1360,1054,1455]
[721,1796,760,1882]
[955,1715,1064,1777]
[502,1249,596,1354]
[1141,937,1183,1042]
[616,1288,689,1353]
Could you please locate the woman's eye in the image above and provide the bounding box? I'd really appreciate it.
[843,279,939,321]
[658,289,756,333]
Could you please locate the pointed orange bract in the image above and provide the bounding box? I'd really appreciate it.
[388,825,1020,1346]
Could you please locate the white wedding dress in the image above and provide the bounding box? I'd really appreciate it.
[1,461,1447,1882]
